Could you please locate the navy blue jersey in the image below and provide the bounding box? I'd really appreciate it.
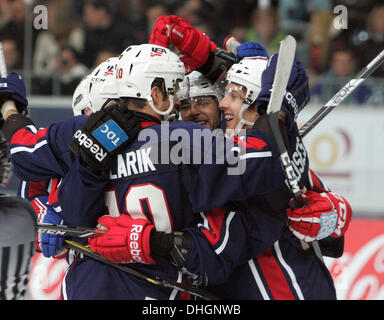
[8,113,343,300]
[208,230,337,300]
[8,115,294,299]
[179,166,343,299]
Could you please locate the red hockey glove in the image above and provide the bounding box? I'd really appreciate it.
[287,190,352,242]
[88,215,155,264]
[149,15,179,48]
[169,20,217,73]
[149,15,217,73]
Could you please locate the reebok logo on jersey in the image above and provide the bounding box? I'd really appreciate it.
[73,129,107,162]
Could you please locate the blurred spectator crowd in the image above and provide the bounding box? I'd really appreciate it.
[0,0,383,106]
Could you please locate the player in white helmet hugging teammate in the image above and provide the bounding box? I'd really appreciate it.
[0,16,352,299]
[151,41,353,298]
[66,23,351,299]
[20,57,120,261]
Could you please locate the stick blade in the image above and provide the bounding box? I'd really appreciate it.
[266,35,296,115]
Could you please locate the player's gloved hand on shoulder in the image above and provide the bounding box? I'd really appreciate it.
[287,190,352,242]
[34,198,67,258]
[69,102,142,172]
[0,72,28,114]
[254,55,309,130]
[89,215,155,264]
[149,15,217,74]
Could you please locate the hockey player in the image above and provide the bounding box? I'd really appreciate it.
[0,129,37,300]
[0,20,350,299]
[86,44,351,299]
[21,57,120,260]
[84,42,350,299]
[160,64,352,299]
[0,42,304,299]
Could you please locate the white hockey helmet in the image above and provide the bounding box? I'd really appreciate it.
[177,71,223,103]
[226,56,268,107]
[225,56,268,131]
[72,57,119,116]
[72,75,91,116]
[115,44,185,117]
[88,57,119,112]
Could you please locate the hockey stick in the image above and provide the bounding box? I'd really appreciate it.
[0,42,17,115]
[64,240,219,300]
[265,35,324,262]
[0,42,8,77]
[37,224,218,299]
[37,223,99,238]
[299,48,384,138]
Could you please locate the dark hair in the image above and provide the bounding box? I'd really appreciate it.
[120,97,147,109]
[120,77,166,110]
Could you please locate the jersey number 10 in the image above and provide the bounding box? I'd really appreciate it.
[104,183,173,233]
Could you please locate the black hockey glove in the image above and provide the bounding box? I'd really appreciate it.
[198,48,237,83]
[69,103,142,171]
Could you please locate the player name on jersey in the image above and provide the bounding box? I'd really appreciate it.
[109,145,178,180]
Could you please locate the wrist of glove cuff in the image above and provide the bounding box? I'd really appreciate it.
[2,113,35,141]
[150,231,192,268]
[198,49,237,82]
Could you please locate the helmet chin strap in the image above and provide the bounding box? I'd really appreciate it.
[147,95,176,121]
[239,103,256,127]
[226,103,254,138]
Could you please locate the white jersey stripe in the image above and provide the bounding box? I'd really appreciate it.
[248,259,270,300]
[214,211,236,254]
[10,140,48,155]
[273,241,305,300]
[20,180,27,199]
[239,151,272,160]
